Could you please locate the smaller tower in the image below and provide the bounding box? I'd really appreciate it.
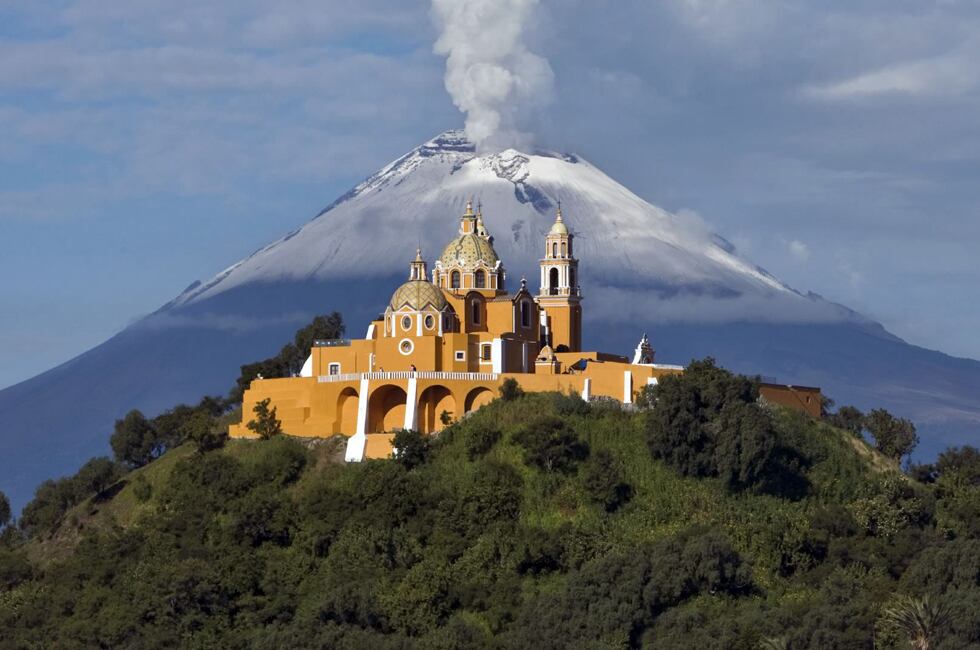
[537,203,582,351]
[409,248,426,280]
[632,333,655,365]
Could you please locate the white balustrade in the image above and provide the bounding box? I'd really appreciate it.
[318,371,498,383]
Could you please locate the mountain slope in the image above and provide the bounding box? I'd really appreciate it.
[1,130,978,510]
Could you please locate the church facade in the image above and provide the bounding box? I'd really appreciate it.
[229,201,821,460]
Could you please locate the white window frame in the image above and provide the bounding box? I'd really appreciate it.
[454,350,465,361]
[480,343,492,363]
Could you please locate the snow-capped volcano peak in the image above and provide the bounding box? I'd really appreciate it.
[172,130,854,325]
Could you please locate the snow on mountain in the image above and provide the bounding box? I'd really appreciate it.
[2,129,978,512]
[170,130,852,326]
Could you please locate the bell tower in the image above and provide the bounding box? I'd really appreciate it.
[537,204,582,351]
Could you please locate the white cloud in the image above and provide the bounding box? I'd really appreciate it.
[801,51,980,101]
[788,239,810,262]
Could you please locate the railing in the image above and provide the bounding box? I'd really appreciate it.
[318,371,499,383]
[313,339,351,347]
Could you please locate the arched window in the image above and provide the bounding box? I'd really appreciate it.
[569,268,576,291]
[475,269,486,288]
[552,242,558,258]
[521,300,531,328]
[471,299,481,325]
[561,242,566,258]
[450,271,461,288]
[549,267,559,295]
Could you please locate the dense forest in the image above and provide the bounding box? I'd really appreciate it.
[1,316,978,649]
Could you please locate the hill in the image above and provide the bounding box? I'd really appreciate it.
[1,366,978,649]
[2,130,979,512]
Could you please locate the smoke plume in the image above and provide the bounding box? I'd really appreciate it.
[431,0,554,151]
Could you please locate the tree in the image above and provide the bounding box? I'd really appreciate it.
[828,405,864,436]
[19,478,79,537]
[514,416,589,473]
[865,408,918,461]
[392,429,430,469]
[937,445,980,484]
[231,312,345,401]
[110,409,162,468]
[646,358,773,489]
[75,457,122,499]
[246,398,283,440]
[0,490,10,528]
[499,377,524,402]
[710,401,776,490]
[439,410,453,427]
[933,445,980,537]
[581,449,632,512]
[880,595,950,650]
[181,409,227,453]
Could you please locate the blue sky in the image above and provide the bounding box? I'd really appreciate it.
[2,0,979,390]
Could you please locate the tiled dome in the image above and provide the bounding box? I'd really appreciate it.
[389,280,450,311]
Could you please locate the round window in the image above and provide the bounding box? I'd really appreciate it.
[399,339,414,355]
[424,314,434,329]
[401,315,412,330]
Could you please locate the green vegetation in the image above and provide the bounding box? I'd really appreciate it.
[230,312,345,401]
[246,398,283,440]
[1,317,978,648]
[1,371,978,648]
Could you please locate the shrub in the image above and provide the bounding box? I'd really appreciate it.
[465,422,502,460]
[392,429,431,470]
[133,474,153,503]
[246,398,283,440]
[513,416,589,473]
[827,405,865,436]
[499,378,524,402]
[581,449,632,512]
[0,490,10,528]
[182,410,228,453]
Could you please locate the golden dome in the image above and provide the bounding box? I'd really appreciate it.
[389,280,450,311]
[439,233,500,269]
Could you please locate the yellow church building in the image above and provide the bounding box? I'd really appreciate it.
[229,201,821,460]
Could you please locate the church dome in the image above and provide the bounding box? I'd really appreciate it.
[549,220,569,235]
[439,233,499,269]
[389,279,450,311]
[549,205,569,235]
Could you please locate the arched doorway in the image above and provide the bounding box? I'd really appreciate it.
[368,384,407,432]
[335,387,359,434]
[418,385,456,434]
[464,386,494,413]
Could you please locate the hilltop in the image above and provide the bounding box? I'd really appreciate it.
[5,130,980,512]
[1,363,978,648]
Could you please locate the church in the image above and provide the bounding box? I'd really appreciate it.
[229,201,821,460]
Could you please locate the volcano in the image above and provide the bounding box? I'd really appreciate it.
[2,130,978,509]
